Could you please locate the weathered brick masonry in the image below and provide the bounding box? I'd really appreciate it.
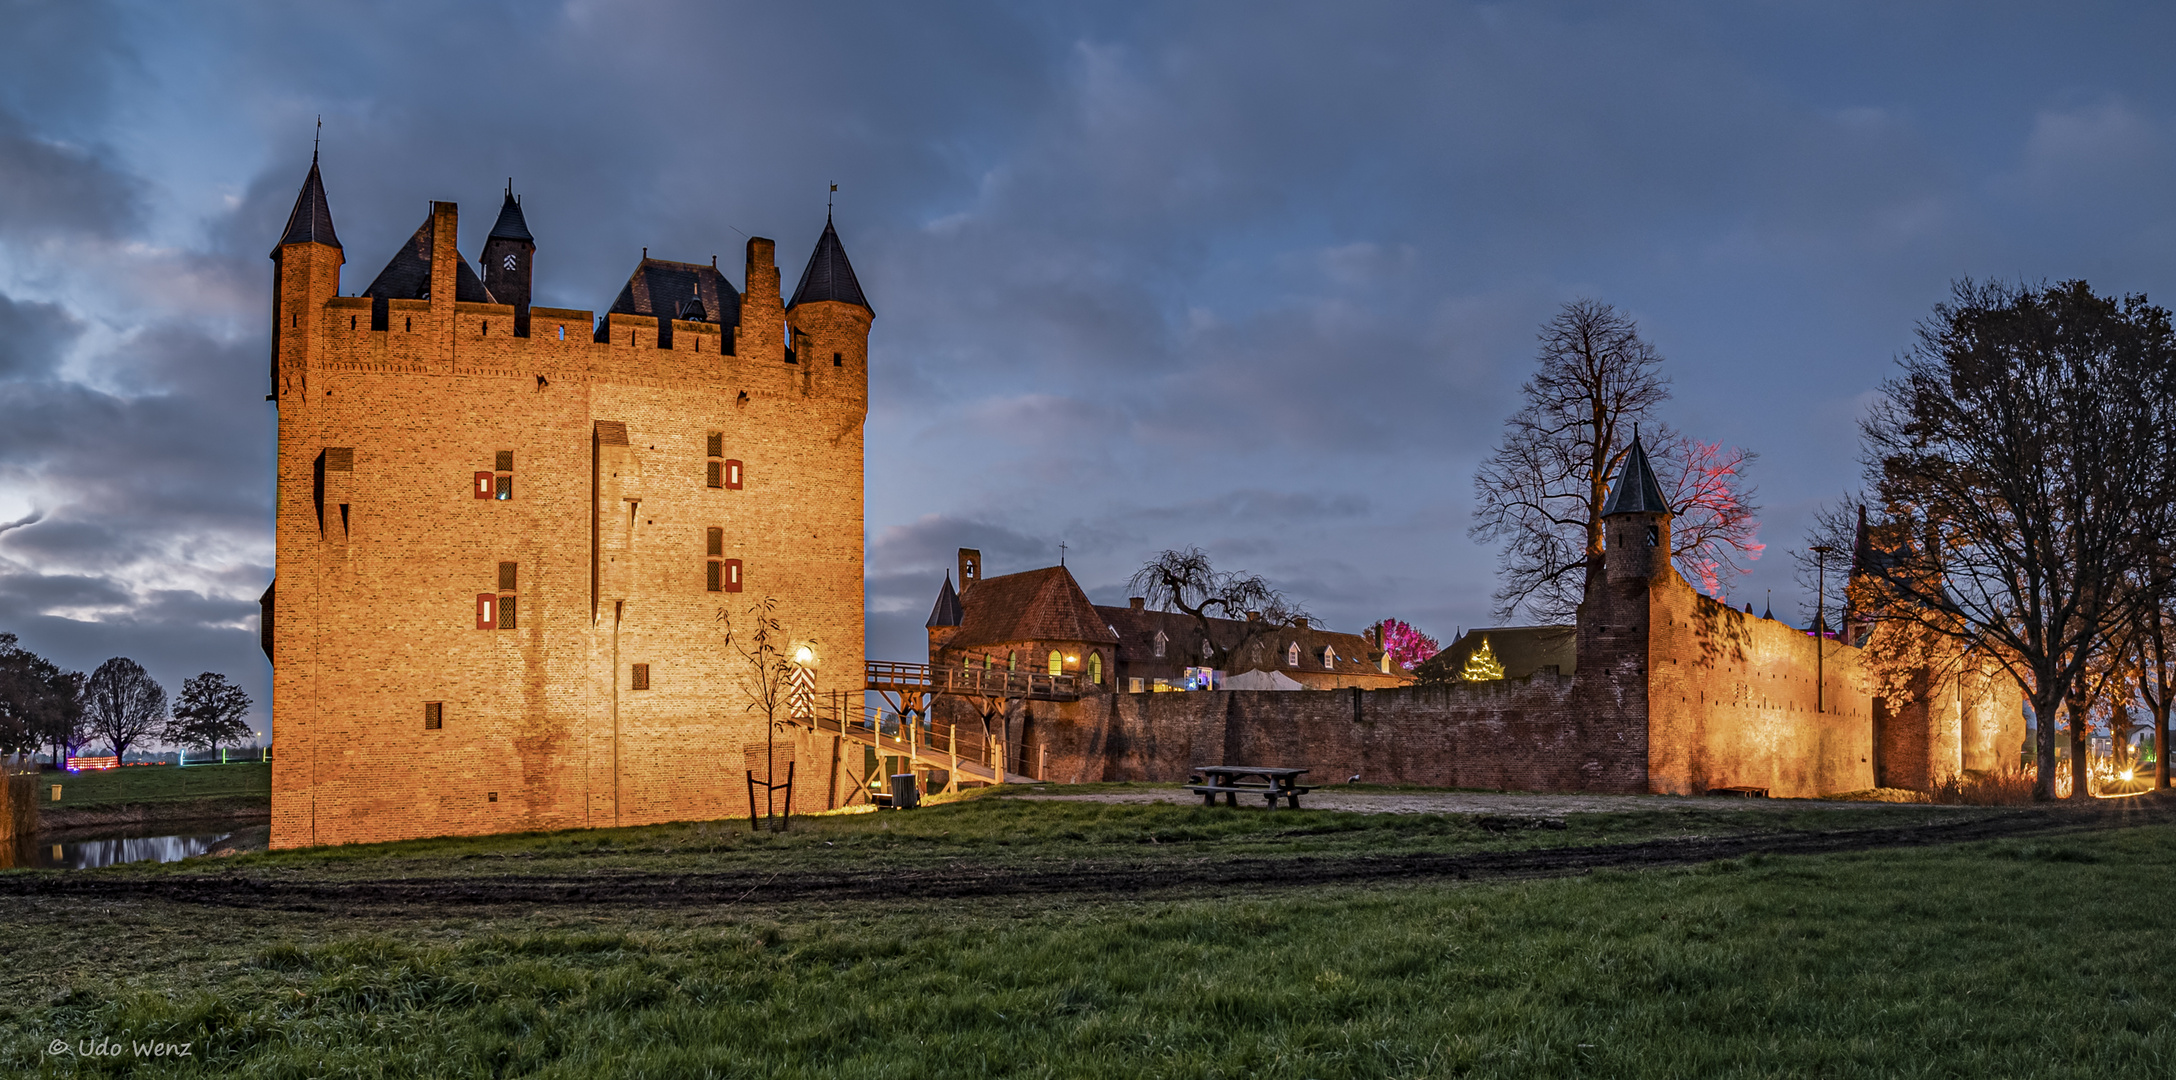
[993,439,2017,797]
[266,163,869,848]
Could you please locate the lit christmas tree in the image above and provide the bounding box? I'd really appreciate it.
[1462,636,1506,681]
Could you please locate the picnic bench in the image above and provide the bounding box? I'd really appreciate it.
[1185,765,1314,808]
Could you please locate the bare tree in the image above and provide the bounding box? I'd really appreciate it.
[1472,299,1761,621]
[1860,279,2176,801]
[718,597,815,816]
[2132,565,2176,790]
[165,672,254,759]
[1127,547,1311,674]
[83,657,166,763]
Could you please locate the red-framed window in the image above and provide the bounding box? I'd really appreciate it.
[474,472,494,499]
[476,593,497,630]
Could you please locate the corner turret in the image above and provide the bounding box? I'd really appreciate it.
[784,213,873,396]
[481,183,535,336]
[269,151,345,402]
[1601,431,1672,584]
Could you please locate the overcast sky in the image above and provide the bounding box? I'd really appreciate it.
[3,1,2174,739]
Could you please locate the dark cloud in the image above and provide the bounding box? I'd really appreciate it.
[3,1,2176,724]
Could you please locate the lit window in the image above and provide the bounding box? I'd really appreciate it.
[1089,653,1102,684]
[1008,651,1018,671]
[1287,642,1300,667]
[1047,651,1062,677]
[475,594,497,630]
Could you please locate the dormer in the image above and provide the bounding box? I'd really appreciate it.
[1322,644,1337,669]
[1153,629,1168,658]
[1286,642,1300,667]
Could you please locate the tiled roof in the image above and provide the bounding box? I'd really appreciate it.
[487,189,533,243]
[273,156,341,254]
[787,214,870,313]
[949,566,1118,648]
[1601,434,1669,516]
[362,213,494,303]
[1097,604,1409,679]
[605,257,742,326]
[1417,625,1577,682]
[926,573,963,628]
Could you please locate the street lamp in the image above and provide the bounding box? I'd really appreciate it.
[1811,544,1837,713]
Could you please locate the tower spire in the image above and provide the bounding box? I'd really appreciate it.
[273,145,341,254]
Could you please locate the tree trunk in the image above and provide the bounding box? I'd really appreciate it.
[2065,689,2091,800]
[2158,703,2171,791]
[2032,688,2061,802]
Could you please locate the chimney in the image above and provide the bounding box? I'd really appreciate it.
[1294,617,1309,630]
[1129,597,1145,612]
[1246,610,1262,623]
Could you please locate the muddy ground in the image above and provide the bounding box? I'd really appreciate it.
[4,798,2166,913]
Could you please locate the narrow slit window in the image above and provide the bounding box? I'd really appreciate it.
[499,596,518,630]
[724,459,742,490]
[722,558,742,592]
[424,702,443,730]
[475,594,497,630]
[832,351,842,367]
[631,663,650,691]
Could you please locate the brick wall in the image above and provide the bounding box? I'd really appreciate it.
[271,211,865,849]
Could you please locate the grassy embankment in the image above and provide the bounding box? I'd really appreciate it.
[3,791,2172,1077]
[37,761,269,828]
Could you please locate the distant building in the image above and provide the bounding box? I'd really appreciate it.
[924,548,1414,692]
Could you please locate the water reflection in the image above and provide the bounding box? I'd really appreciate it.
[6,827,262,869]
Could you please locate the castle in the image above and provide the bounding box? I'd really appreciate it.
[910,439,2022,796]
[263,156,870,848]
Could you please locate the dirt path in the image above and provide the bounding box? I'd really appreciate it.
[4,802,2160,913]
[1005,789,1964,816]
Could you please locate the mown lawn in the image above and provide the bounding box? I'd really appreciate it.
[1,794,2169,1078]
[41,762,270,809]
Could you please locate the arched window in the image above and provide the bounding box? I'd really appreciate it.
[1089,653,1103,684]
[1287,642,1300,667]
[1048,650,1063,677]
[1008,651,1018,671]
[1153,631,1167,659]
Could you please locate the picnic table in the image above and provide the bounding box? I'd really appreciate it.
[1185,765,1313,808]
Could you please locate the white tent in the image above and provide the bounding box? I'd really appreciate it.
[1224,669,1304,691]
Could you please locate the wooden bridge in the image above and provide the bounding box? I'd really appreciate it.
[787,661,1078,805]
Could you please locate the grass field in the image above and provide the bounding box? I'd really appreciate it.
[4,792,2171,1078]
[40,762,270,809]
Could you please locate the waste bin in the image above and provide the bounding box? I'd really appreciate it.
[890,773,919,809]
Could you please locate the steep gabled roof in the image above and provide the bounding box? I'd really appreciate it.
[273,155,341,254]
[786,214,870,313]
[926,573,963,628]
[487,188,533,243]
[1601,434,1670,516]
[605,256,742,326]
[361,213,494,303]
[949,566,1118,648]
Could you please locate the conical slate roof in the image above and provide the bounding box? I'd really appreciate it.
[926,573,963,628]
[1600,434,1670,516]
[488,188,533,243]
[362,212,494,304]
[273,155,341,254]
[787,214,870,313]
[604,256,741,326]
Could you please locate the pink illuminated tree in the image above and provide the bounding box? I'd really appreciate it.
[1656,435,1764,598]
[1372,619,1440,671]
